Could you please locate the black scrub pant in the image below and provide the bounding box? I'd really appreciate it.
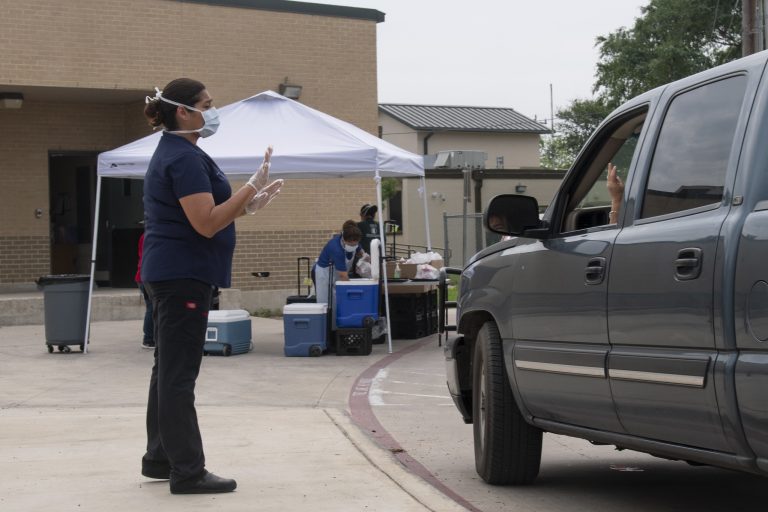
[143,279,213,484]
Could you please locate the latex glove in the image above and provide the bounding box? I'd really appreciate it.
[245,179,283,215]
[247,145,273,193]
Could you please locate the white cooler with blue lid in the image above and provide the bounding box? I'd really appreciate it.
[283,303,328,357]
[204,309,252,356]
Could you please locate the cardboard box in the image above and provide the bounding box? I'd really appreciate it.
[386,261,417,279]
[426,258,444,270]
[386,282,439,294]
[385,258,444,280]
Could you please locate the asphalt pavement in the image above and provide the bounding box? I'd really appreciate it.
[0,317,467,512]
[5,315,768,512]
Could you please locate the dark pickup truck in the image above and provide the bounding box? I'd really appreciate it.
[443,50,768,485]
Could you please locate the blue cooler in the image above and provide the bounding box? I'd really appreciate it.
[204,309,252,356]
[336,279,379,328]
[283,303,327,357]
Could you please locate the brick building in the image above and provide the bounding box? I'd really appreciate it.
[0,0,384,309]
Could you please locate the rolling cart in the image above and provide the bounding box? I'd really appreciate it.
[286,257,315,304]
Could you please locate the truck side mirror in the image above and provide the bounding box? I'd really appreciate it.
[485,194,543,236]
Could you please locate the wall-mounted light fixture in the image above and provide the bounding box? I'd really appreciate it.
[0,92,24,109]
[431,191,446,202]
[515,183,527,194]
[279,78,302,100]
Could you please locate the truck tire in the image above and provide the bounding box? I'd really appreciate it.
[473,321,542,485]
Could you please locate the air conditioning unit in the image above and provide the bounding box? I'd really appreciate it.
[433,150,487,169]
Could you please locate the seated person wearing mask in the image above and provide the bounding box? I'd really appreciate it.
[313,221,368,304]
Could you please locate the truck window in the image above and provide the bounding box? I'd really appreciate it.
[640,75,747,219]
[560,111,647,233]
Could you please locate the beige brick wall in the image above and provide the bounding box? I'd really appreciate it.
[0,0,380,292]
[0,0,378,129]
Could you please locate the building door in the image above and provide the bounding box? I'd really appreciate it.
[48,153,98,275]
[49,153,144,287]
[96,177,144,287]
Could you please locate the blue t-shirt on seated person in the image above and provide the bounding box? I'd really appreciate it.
[317,234,358,272]
[141,132,235,288]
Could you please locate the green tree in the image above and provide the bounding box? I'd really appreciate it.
[541,98,612,170]
[594,0,742,107]
[541,0,742,169]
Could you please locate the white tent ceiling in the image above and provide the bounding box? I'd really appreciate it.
[97,90,424,180]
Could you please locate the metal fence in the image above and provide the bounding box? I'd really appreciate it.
[442,212,495,267]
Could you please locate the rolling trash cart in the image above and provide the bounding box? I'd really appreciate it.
[36,274,90,353]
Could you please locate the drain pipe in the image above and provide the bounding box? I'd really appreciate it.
[423,131,434,156]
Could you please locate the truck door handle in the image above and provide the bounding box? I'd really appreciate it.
[675,248,702,281]
[585,257,606,285]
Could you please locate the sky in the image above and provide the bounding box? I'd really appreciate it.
[307,0,648,125]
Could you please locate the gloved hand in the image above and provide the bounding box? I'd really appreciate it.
[245,179,283,215]
[247,145,273,193]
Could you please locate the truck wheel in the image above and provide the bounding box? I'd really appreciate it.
[473,321,542,485]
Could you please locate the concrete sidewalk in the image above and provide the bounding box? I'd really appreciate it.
[0,318,466,512]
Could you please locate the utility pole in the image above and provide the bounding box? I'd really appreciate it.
[549,83,554,134]
[743,0,758,56]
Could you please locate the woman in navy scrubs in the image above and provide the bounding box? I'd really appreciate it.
[140,78,281,494]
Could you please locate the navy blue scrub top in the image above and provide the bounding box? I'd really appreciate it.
[317,234,358,272]
[141,132,235,288]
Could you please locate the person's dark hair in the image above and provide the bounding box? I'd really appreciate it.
[143,78,206,131]
[360,203,377,218]
[342,220,362,242]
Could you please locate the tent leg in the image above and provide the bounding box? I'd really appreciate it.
[83,176,103,354]
[374,173,393,354]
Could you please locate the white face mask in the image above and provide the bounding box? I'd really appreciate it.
[344,243,358,253]
[154,92,220,138]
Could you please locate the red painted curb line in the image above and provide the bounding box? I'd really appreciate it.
[348,338,482,512]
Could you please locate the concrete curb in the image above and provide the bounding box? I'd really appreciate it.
[325,408,469,512]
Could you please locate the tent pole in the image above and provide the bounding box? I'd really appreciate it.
[83,175,103,354]
[375,173,393,354]
[420,175,432,251]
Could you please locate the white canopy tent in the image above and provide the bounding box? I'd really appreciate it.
[88,90,430,354]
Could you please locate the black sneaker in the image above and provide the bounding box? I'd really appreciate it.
[142,340,155,350]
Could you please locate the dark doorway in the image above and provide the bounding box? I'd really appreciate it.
[96,177,145,287]
[49,153,144,288]
[48,153,98,275]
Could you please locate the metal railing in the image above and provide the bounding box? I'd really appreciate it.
[438,266,463,347]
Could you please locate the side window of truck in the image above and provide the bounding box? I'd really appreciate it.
[561,110,647,233]
[640,75,747,219]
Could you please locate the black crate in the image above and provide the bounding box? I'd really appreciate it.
[391,315,432,339]
[389,293,429,316]
[335,327,372,356]
[390,291,437,312]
